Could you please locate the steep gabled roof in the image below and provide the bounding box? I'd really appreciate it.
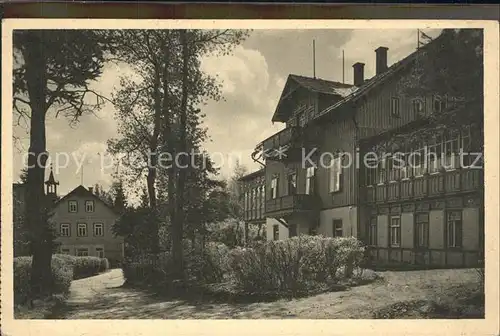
[272,74,356,122]
[289,74,355,96]
[316,31,446,119]
[53,185,118,215]
[316,54,417,119]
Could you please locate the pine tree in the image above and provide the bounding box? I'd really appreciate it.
[13,30,114,298]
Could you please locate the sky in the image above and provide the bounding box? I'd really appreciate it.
[12,28,442,198]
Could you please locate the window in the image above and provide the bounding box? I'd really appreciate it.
[433,95,447,113]
[416,213,429,248]
[288,224,297,238]
[251,188,256,210]
[412,148,426,177]
[427,137,442,174]
[60,248,70,255]
[261,186,265,206]
[298,112,306,127]
[333,219,343,238]
[391,97,400,117]
[377,157,387,184]
[389,216,401,247]
[85,200,95,212]
[461,126,471,152]
[270,176,279,199]
[412,98,425,116]
[305,166,316,195]
[93,223,104,237]
[60,223,70,237]
[68,200,78,213]
[394,153,409,180]
[329,157,342,193]
[365,156,378,185]
[447,211,463,248]
[461,126,473,167]
[95,247,105,258]
[77,223,87,237]
[369,217,377,246]
[76,248,89,257]
[287,172,297,195]
[443,133,459,170]
[273,224,279,240]
[244,191,248,211]
[387,157,400,182]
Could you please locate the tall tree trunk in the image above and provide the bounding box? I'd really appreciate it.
[23,31,52,299]
[159,37,177,262]
[171,29,189,279]
[147,65,163,255]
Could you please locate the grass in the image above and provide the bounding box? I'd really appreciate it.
[41,268,483,319]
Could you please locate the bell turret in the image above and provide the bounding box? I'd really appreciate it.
[45,165,59,203]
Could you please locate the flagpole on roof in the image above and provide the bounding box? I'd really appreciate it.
[342,50,345,84]
[312,39,316,79]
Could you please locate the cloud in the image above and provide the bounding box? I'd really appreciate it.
[201,45,270,104]
[12,29,444,195]
[200,45,286,177]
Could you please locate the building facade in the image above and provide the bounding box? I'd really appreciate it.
[249,37,483,268]
[238,168,266,238]
[13,169,125,264]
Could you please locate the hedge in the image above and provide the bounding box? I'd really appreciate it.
[14,254,110,305]
[229,236,365,294]
[14,256,73,305]
[123,236,367,296]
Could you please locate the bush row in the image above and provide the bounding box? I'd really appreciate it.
[229,236,365,293]
[53,254,109,279]
[14,255,110,305]
[123,235,366,295]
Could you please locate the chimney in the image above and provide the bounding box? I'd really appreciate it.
[375,46,389,75]
[352,62,365,86]
[88,186,94,194]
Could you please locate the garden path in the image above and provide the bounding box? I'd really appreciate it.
[46,268,481,319]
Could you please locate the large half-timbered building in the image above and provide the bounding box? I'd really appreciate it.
[240,34,483,268]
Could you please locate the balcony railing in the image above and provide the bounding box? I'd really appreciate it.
[262,126,313,162]
[363,168,483,204]
[265,194,320,218]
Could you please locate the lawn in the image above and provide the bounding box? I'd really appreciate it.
[34,268,484,319]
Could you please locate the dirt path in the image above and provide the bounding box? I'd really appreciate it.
[47,268,480,319]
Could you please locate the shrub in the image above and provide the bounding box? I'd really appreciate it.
[99,258,110,272]
[200,242,231,283]
[123,241,232,287]
[72,256,107,279]
[206,219,245,248]
[122,252,169,286]
[229,235,365,294]
[52,254,109,279]
[13,256,74,305]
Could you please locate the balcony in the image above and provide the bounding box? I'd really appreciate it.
[265,194,320,218]
[363,168,483,204]
[262,126,315,163]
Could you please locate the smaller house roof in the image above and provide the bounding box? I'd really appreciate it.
[53,185,118,215]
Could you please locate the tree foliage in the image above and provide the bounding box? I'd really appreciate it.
[13,29,114,298]
[108,29,249,278]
